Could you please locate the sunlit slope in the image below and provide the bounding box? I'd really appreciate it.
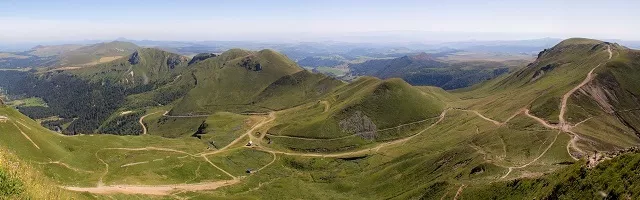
[0,106,229,188]
[170,49,304,115]
[262,77,446,152]
[252,70,345,110]
[70,48,190,88]
[455,38,640,153]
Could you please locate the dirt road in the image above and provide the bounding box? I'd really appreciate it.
[64,179,240,195]
[139,111,162,135]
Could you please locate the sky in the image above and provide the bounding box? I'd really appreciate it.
[1,0,639,43]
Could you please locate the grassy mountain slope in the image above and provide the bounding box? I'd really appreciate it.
[455,38,640,154]
[171,49,303,115]
[70,48,190,88]
[262,77,445,152]
[1,39,640,199]
[252,70,345,110]
[464,150,640,199]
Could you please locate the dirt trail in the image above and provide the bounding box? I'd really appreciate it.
[523,109,558,129]
[104,147,196,157]
[36,161,93,173]
[265,115,440,141]
[11,121,40,150]
[254,152,277,173]
[559,65,601,130]
[453,184,466,200]
[139,111,162,135]
[253,109,448,158]
[202,156,236,179]
[202,112,276,156]
[63,179,240,195]
[470,110,502,126]
[501,131,560,179]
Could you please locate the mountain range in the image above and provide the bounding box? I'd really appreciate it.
[0,38,639,199]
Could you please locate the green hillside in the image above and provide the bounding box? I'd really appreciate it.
[70,48,190,88]
[1,39,640,199]
[263,77,446,152]
[455,38,640,155]
[465,149,640,199]
[170,49,303,115]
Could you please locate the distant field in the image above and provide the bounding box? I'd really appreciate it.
[9,97,48,108]
[0,53,29,59]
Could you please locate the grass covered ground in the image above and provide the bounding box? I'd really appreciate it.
[1,39,640,199]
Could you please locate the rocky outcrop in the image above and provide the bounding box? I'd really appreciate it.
[339,111,377,140]
[188,53,217,65]
[166,55,187,69]
[128,51,140,65]
[240,56,262,71]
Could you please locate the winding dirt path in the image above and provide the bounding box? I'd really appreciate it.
[523,109,557,129]
[559,65,601,130]
[139,111,162,135]
[253,109,448,158]
[470,110,502,126]
[501,131,561,179]
[202,112,276,156]
[254,151,277,173]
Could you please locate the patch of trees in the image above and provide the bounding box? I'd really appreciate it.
[0,71,153,135]
[404,68,508,90]
[97,112,144,135]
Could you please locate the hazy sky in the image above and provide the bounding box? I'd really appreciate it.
[1,0,639,43]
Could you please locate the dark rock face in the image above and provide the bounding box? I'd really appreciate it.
[339,111,377,140]
[240,57,262,71]
[188,53,217,65]
[129,51,140,65]
[166,55,184,69]
[538,49,548,59]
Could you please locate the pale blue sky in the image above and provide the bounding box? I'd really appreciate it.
[1,0,639,42]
